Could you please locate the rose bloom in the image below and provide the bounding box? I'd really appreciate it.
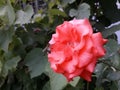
[48,19,107,82]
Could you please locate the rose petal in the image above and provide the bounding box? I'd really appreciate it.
[85,59,96,73]
[48,51,65,64]
[63,68,83,81]
[92,33,107,57]
[78,52,93,68]
[60,60,76,73]
[56,22,73,42]
[70,19,93,36]
[80,70,92,82]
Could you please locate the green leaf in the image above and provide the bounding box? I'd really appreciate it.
[0,6,6,16]
[61,0,75,5]
[77,3,90,19]
[0,11,8,27]
[2,56,21,77]
[69,3,90,19]
[0,1,5,6]
[94,63,107,86]
[45,63,68,90]
[10,36,26,58]
[102,26,120,38]
[69,77,80,87]
[24,48,47,78]
[111,53,120,68]
[15,5,34,25]
[107,71,120,81]
[0,27,14,52]
[104,39,119,59]
[48,0,59,9]
[10,0,15,3]
[0,0,15,25]
[69,9,77,17]
[49,9,67,17]
[6,0,15,25]
[50,72,67,90]
[0,6,8,29]
[94,63,105,78]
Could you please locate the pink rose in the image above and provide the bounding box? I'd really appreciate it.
[48,19,107,82]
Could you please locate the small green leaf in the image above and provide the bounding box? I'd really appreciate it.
[107,71,120,81]
[69,9,77,17]
[0,27,14,52]
[0,0,15,25]
[104,39,119,58]
[69,3,90,19]
[6,0,15,25]
[24,48,47,78]
[78,3,90,19]
[2,56,21,77]
[0,6,6,16]
[94,63,105,78]
[111,53,120,68]
[69,77,80,87]
[49,9,67,17]
[102,26,120,38]
[0,6,8,29]
[0,1,5,6]
[45,63,68,90]
[15,5,34,25]
[61,0,75,5]
[48,1,56,9]
[10,0,15,3]
[94,63,106,86]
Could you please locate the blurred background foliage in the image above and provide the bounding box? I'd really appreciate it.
[0,0,120,90]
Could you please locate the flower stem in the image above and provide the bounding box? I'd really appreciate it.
[87,82,89,90]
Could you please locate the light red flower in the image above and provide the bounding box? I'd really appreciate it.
[48,19,107,82]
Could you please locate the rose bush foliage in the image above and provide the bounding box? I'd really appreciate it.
[48,19,107,82]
